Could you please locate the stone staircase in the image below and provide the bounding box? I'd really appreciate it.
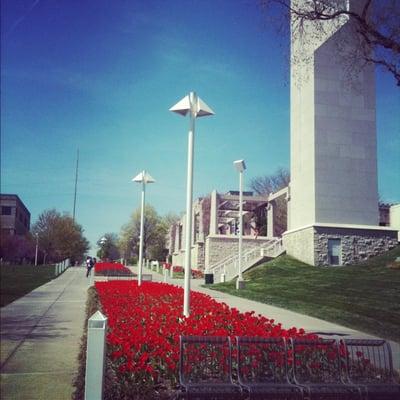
[208,238,284,282]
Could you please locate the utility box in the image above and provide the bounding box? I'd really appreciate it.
[204,273,214,284]
[85,311,107,400]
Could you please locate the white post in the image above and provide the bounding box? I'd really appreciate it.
[267,202,275,238]
[236,169,245,289]
[138,176,145,286]
[183,92,196,317]
[34,234,38,266]
[170,91,214,316]
[163,268,168,283]
[170,265,174,279]
[85,311,107,400]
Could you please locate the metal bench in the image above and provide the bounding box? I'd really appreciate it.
[179,335,242,399]
[341,339,400,400]
[290,337,362,400]
[236,336,303,399]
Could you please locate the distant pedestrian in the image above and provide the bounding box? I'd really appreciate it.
[86,256,94,278]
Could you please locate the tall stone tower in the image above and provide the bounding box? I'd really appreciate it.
[283,0,397,266]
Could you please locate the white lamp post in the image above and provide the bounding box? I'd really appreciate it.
[132,170,155,286]
[99,237,107,260]
[170,91,214,317]
[34,233,39,266]
[233,159,246,290]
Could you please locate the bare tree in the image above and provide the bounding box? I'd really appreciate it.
[260,0,400,86]
[249,167,290,196]
[250,167,290,236]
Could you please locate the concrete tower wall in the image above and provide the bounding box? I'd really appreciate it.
[289,0,378,229]
[285,0,396,265]
[314,27,378,225]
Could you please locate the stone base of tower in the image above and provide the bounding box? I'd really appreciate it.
[282,224,398,266]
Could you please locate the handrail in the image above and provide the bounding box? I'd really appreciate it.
[209,238,283,280]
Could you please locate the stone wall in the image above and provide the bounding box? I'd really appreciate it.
[172,251,185,268]
[205,235,273,269]
[283,224,398,266]
[172,242,205,270]
[196,242,205,270]
[314,226,398,266]
[282,226,315,265]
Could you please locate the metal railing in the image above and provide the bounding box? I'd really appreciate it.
[209,238,283,281]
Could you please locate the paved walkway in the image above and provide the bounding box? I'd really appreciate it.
[0,267,90,400]
[134,265,400,370]
[1,265,398,400]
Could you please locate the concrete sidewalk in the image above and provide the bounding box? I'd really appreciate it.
[0,267,91,400]
[132,265,400,371]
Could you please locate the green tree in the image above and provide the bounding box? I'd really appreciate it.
[31,209,90,264]
[96,233,120,261]
[119,205,170,262]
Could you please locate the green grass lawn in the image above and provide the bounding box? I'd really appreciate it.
[209,246,400,342]
[0,264,56,307]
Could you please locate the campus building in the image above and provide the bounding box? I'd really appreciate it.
[282,0,398,266]
[0,194,31,236]
[167,0,398,273]
[166,189,286,277]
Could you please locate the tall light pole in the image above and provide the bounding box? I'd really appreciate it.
[170,92,214,317]
[132,170,155,286]
[35,233,39,266]
[234,159,246,290]
[99,236,107,260]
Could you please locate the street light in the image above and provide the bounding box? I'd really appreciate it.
[35,233,39,266]
[170,91,214,317]
[132,170,155,286]
[99,237,107,260]
[233,159,246,290]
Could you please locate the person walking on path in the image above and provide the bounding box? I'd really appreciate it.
[86,256,94,277]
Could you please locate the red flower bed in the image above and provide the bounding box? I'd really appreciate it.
[162,262,172,270]
[95,281,315,393]
[162,263,203,278]
[191,269,204,279]
[95,262,133,276]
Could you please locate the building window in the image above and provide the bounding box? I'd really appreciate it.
[328,239,342,265]
[1,206,12,215]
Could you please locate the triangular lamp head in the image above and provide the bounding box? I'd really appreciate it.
[170,92,215,118]
[132,171,155,184]
[196,97,215,117]
[169,95,190,116]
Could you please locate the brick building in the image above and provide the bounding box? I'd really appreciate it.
[0,194,31,236]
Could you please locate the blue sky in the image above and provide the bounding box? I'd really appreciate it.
[1,0,399,250]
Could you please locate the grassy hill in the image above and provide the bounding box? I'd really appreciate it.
[210,246,400,342]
